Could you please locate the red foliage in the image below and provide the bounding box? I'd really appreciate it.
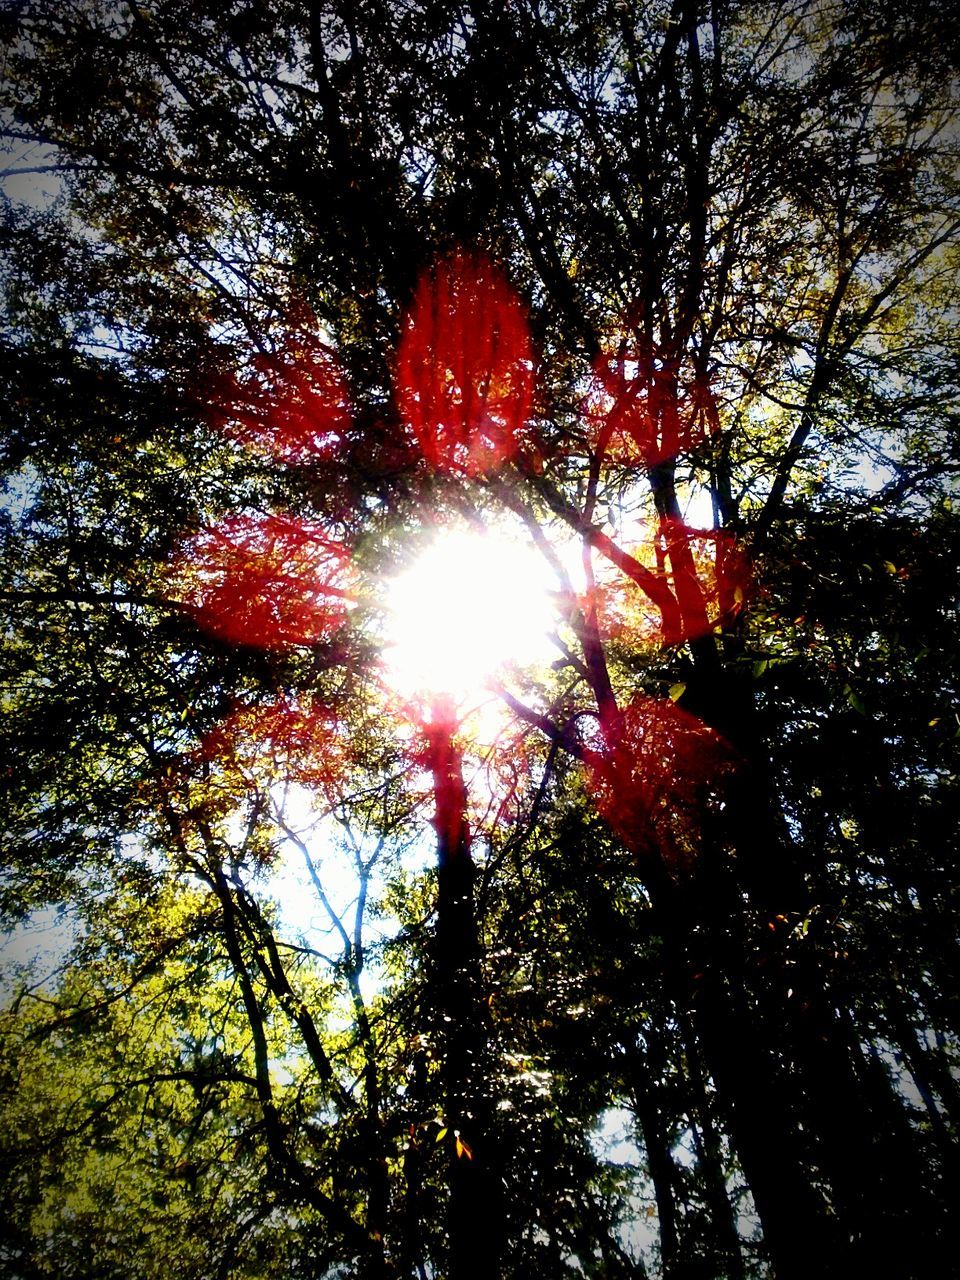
[473,723,535,832]
[201,696,348,799]
[584,348,718,469]
[172,513,355,649]
[396,251,535,476]
[206,305,351,465]
[585,694,736,870]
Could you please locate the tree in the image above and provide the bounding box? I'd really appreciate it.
[2,2,959,1277]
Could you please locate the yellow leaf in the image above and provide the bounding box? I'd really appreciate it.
[668,682,686,702]
[435,1127,448,1144]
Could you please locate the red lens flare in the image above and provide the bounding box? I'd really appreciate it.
[584,350,718,469]
[418,702,472,855]
[585,694,736,870]
[396,251,535,476]
[654,518,751,647]
[582,520,750,649]
[171,513,355,650]
[206,305,351,465]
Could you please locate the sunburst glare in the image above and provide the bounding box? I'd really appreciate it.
[381,522,562,710]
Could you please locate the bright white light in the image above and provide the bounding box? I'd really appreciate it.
[682,484,716,528]
[381,523,560,707]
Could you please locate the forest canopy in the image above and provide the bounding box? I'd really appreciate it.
[1,2,959,1278]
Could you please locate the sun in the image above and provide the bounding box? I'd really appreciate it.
[381,521,562,710]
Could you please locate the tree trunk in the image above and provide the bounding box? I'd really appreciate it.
[649,859,847,1279]
[425,699,503,1280]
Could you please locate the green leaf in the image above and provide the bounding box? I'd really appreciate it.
[844,685,867,715]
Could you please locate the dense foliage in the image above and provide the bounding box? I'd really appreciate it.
[2,3,958,1278]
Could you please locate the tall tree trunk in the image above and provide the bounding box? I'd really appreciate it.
[629,1058,682,1276]
[424,698,503,1280]
[648,859,847,1279]
[680,657,906,1276]
[680,1023,746,1280]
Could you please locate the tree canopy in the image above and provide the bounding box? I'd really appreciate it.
[2,3,959,1278]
